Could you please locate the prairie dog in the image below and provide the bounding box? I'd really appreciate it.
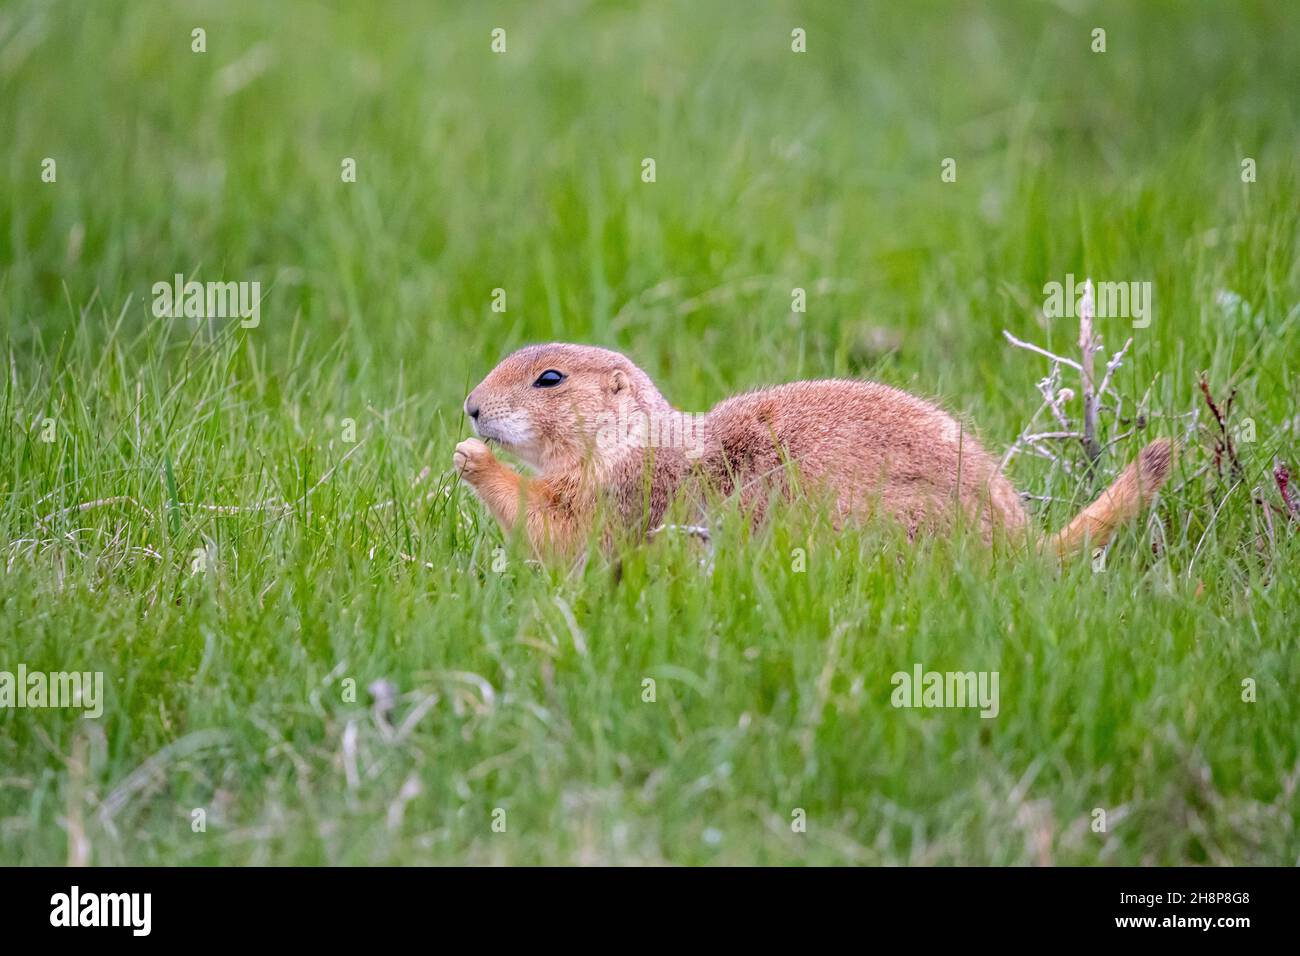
[454,343,1172,560]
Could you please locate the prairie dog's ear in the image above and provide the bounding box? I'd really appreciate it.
[608,368,630,395]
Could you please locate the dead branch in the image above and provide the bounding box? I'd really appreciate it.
[1096,336,1134,400]
[1002,330,1083,372]
[1197,374,1243,482]
[1078,279,1102,468]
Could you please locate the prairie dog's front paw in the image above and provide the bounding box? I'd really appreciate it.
[454,437,495,481]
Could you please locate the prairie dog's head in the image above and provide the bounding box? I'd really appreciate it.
[464,343,669,471]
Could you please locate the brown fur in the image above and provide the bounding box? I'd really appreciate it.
[454,343,1171,561]
[1051,437,1174,557]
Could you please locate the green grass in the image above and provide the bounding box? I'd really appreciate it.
[1,0,1298,865]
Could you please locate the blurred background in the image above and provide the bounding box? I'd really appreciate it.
[2,0,1296,431]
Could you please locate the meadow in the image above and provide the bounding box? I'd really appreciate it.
[1,0,1297,865]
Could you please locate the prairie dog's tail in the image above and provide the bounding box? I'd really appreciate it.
[1050,438,1174,558]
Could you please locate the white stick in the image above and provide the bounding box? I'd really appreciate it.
[1079,279,1101,465]
[1002,330,1083,372]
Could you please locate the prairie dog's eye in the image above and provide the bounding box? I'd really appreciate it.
[533,369,566,388]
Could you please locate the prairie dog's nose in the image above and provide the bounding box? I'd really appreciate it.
[464,394,480,420]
